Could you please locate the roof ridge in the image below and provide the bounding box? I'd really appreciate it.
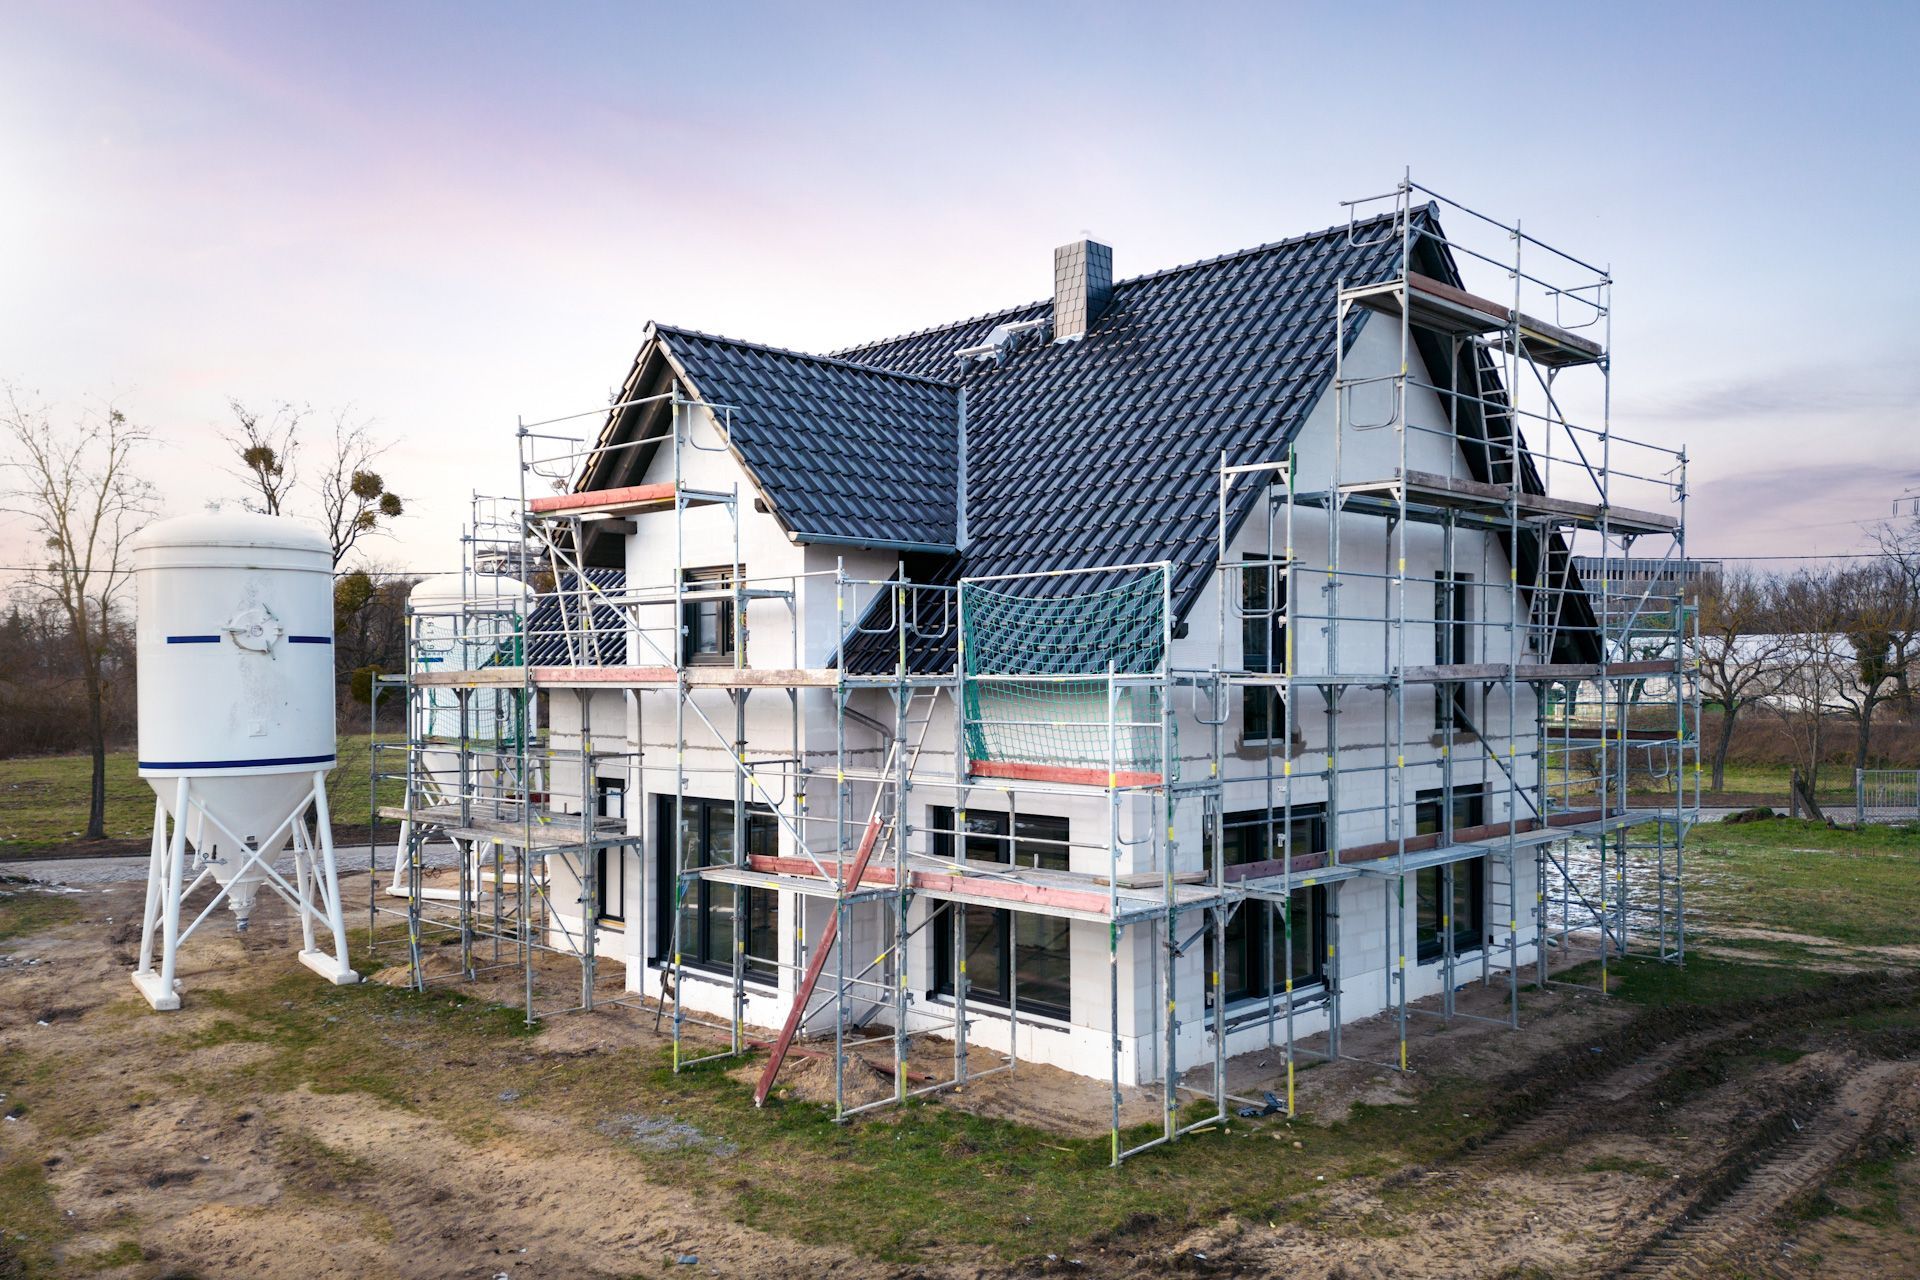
[651,322,958,390]
[830,206,1413,359]
[827,299,1051,361]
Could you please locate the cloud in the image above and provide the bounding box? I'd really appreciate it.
[1630,359,1920,421]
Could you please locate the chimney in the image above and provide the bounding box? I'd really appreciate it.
[1052,238,1112,341]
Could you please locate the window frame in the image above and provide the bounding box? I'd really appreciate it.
[927,805,1073,1021]
[1241,555,1288,743]
[1416,857,1486,963]
[1434,572,1474,732]
[1206,805,1330,1008]
[594,778,627,924]
[681,564,739,666]
[654,794,778,981]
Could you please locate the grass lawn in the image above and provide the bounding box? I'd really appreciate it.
[0,734,402,858]
[1684,816,1920,948]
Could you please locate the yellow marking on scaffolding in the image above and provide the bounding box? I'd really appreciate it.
[1210,761,1218,778]
[958,960,965,975]
[1509,919,1517,930]
[1287,1060,1295,1113]
[1211,970,1219,988]
[837,770,845,783]
[1327,944,1336,959]
[1399,1041,1408,1071]
[1510,567,1517,582]
[1398,557,1406,575]
[1398,954,1406,969]
[1325,755,1334,770]
[1302,875,1316,886]
[1283,760,1293,777]
[1167,825,1176,841]
[1396,754,1404,769]
[1109,772,1118,787]
[797,927,805,944]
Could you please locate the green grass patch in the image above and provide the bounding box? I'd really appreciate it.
[0,735,403,858]
[0,1155,69,1276]
[520,1043,1492,1264]
[0,885,86,943]
[1559,953,1838,1007]
[1686,819,1920,947]
[173,970,536,1117]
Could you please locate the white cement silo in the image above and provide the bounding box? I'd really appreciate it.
[128,513,359,1010]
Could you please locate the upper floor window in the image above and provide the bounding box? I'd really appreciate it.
[682,566,738,664]
[1435,572,1473,731]
[1242,556,1287,742]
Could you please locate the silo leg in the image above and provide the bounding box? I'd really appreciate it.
[297,770,361,986]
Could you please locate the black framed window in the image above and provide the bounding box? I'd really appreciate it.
[1435,573,1473,731]
[682,566,737,664]
[1414,783,1486,840]
[594,779,626,922]
[1416,858,1485,962]
[1206,806,1329,1006]
[655,795,777,979]
[1242,556,1287,742]
[928,807,1072,1021]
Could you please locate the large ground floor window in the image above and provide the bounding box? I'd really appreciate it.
[654,795,777,980]
[1208,806,1329,1006]
[927,806,1072,1021]
[1416,857,1485,962]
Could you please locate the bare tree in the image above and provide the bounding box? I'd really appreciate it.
[1825,557,1920,773]
[1694,567,1796,791]
[221,402,405,570]
[223,399,302,515]
[0,386,154,838]
[314,414,405,568]
[1867,516,1920,717]
[1770,567,1849,812]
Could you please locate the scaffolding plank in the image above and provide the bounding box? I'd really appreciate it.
[1340,468,1678,534]
[526,483,726,518]
[969,760,1164,788]
[410,665,843,688]
[1226,807,1619,884]
[1346,272,1605,366]
[741,853,1222,921]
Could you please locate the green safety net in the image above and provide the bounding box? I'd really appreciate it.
[960,569,1169,776]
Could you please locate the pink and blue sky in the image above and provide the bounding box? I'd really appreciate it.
[2,0,1916,573]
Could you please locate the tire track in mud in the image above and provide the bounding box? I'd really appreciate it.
[1602,1062,1901,1279]
[1441,972,1919,1176]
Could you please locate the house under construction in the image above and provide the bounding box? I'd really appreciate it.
[369,176,1700,1164]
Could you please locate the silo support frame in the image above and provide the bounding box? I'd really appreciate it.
[131,770,361,1012]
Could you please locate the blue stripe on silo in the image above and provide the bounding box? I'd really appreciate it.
[288,635,332,644]
[137,753,338,770]
[166,635,222,644]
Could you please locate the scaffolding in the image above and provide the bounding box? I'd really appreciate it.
[365,174,1698,1165]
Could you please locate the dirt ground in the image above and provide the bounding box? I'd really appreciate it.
[3,869,1917,1279]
